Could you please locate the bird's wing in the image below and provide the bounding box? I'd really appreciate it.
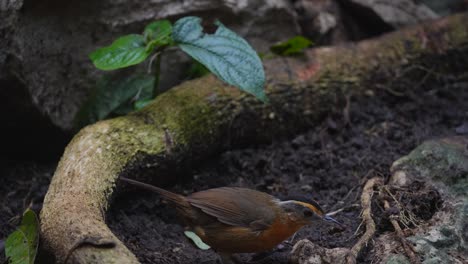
[187,187,278,231]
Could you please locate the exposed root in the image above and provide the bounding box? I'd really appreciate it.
[383,200,421,264]
[346,177,383,264]
[345,179,426,264]
[64,237,117,264]
[382,186,421,229]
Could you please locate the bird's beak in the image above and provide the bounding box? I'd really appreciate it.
[323,214,345,228]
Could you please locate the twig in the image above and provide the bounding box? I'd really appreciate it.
[383,186,420,229]
[346,177,383,264]
[330,185,358,211]
[383,200,421,264]
[327,204,359,216]
[353,220,364,236]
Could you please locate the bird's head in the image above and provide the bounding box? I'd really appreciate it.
[278,196,341,227]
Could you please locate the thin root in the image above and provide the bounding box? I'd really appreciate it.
[346,177,383,264]
[383,200,421,264]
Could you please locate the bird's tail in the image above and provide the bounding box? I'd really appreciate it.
[120,177,187,206]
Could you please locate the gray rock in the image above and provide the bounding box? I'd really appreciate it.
[386,254,411,264]
[343,0,439,28]
[419,0,467,16]
[407,201,467,264]
[391,136,468,196]
[390,136,468,264]
[294,0,351,44]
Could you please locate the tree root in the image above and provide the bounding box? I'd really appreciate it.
[346,177,383,264]
[346,179,425,264]
[39,13,468,263]
[383,200,421,264]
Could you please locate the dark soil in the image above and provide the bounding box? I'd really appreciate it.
[106,83,467,264]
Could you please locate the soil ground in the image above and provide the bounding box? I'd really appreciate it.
[0,83,466,263]
[107,84,466,264]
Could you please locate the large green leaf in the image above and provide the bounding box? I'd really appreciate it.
[89,34,150,70]
[74,74,154,127]
[143,20,173,49]
[172,17,267,102]
[5,209,39,264]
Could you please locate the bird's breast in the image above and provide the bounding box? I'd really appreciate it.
[256,216,305,248]
[196,216,305,253]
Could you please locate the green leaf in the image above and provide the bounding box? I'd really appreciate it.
[74,74,154,127]
[143,20,173,49]
[5,209,39,264]
[89,34,150,70]
[184,231,211,250]
[270,36,313,56]
[173,16,267,102]
[134,98,153,110]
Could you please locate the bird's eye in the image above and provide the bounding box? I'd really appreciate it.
[303,210,313,217]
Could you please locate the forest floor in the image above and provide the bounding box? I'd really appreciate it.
[0,81,467,264]
[107,84,467,264]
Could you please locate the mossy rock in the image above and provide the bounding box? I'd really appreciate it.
[391,136,468,196]
[390,136,468,264]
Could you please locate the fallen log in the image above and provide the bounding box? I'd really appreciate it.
[40,13,468,263]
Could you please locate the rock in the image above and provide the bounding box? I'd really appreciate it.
[391,136,468,196]
[294,0,353,44]
[1,0,71,159]
[289,239,350,264]
[342,0,439,28]
[389,136,468,264]
[407,202,468,264]
[0,78,69,159]
[0,0,300,130]
[419,0,468,16]
[386,254,411,264]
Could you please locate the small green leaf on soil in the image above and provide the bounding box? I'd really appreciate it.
[90,34,150,70]
[184,231,210,250]
[173,16,267,102]
[270,36,313,56]
[5,209,39,264]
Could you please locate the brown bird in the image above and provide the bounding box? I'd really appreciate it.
[120,177,340,263]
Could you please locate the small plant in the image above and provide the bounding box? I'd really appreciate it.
[5,209,39,264]
[257,35,313,61]
[270,36,313,56]
[80,16,266,126]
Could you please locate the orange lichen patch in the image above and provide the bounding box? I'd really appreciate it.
[296,62,321,81]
